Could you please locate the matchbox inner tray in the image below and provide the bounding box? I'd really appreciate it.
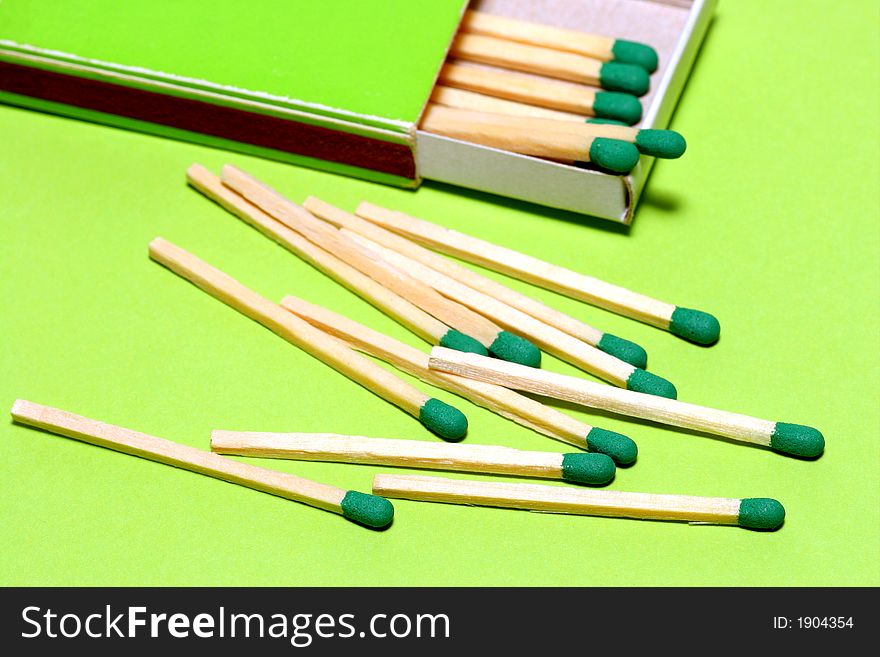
[0,0,715,223]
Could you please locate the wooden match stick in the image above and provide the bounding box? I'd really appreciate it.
[10,400,394,528]
[461,11,658,73]
[211,432,616,486]
[440,62,643,124]
[219,164,541,367]
[187,164,486,357]
[450,33,650,96]
[372,474,785,530]
[279,294,638,465]
[355,202,721,345]
[303,195,648,369]
[339,228,676,399]
[428,348,826,458]
[420,105,640,173]
[148,237,468,441]
[425,104,684,159]
[431,85,588,121]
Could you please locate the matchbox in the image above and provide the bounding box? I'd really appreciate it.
[0,0,714,223]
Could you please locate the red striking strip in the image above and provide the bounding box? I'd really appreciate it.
[0,60,416,180]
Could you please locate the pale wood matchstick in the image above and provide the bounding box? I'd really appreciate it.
[449,33,650,95]
[428,348,825,458]
[420,105,640,173]
[303,195,648,369]
[148,237,468,441]
[210,432,615,486]
[439,62,643,124]
[279,294,638,465]
[10,400,394,528]
[187,164,486,356]
[338,228,676,399]
[372,474,785,530]
[355,201,720,345]
[425,105,685,158]
[431,85,587,121]
[219,164,541,367]
[460,10,659,72]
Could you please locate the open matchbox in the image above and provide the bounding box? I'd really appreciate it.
[0,0,715,224]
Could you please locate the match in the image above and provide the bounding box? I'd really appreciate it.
[431,85,588,121]
[461,10,659,72]
[10,400,394,529]
[187,164,487,356]
[211,432,616,486]
[339,227,676,398]
[425,105,683,159]
[280,294,638,465]
[148,237,468,441]
[428,348,825,458]
[303,195,648,369]
[420,104,640,173]
[220,165,542,366]
[432,85,628,125]
[440,62,644,124]
[355,202,721,344]
[450,33,651,96]
[372,474,785,530]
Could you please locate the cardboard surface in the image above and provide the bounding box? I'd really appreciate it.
[418,0,711,221]
[0,0,464,128]
[0,0,467,185]
[0,0,878,586]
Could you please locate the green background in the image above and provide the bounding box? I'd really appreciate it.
[1,0,878,586]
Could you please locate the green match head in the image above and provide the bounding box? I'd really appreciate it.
[340,490,394,529]
[585,427,638,465]
[634,129,687,159]
[438,328,488,355]
[669,307,721,345]
[588,138,640,174]
[611,39,659,73]
[419,398,468,441]
[489,331,542,368]
[598,62,650,96]
[586,117,628,126]
[596,333,648,369]
[626,368,677,399]
[592,91,643,125]
[561,453,616,485]
[770,423,825,458]
[737,498,785,531]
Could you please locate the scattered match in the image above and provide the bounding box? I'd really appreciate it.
[372,474,785,531]
[219,165,542,366]
[303,195,648,369]
[279,294,638,465]
[187,164,487,356]
[460,10,659,72]
[211,432,616,486]
[10,400,395,529]
[439,62,643,124]
[355,202,721,344]
[148,237,468,441]
[428,348,825,458]
[338,224,676,397]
